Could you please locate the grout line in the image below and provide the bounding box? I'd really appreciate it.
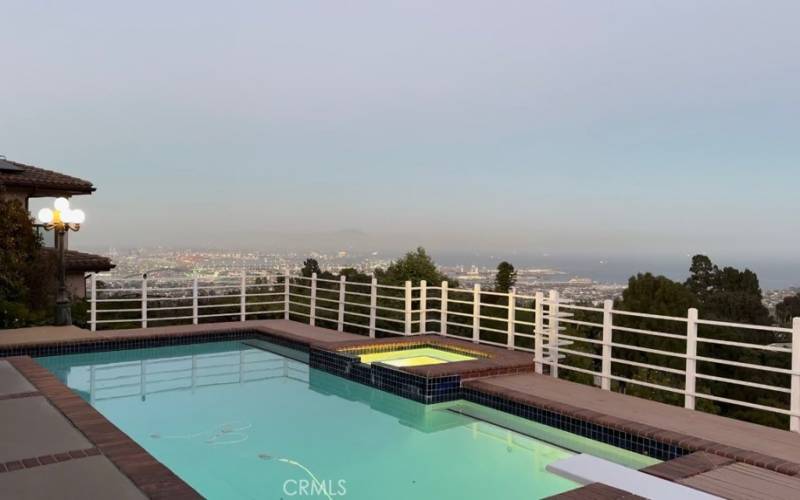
[0,391,40,401]
[0,447,101,474]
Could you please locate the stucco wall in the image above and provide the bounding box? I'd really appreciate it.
[66,273,87,299]
[1,189,28,208]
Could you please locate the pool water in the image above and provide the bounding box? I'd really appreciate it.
[359,347,476,367]
[37,340,647,499]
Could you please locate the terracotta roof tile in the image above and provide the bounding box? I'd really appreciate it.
[41,249,115,272]
[0,158,95,195]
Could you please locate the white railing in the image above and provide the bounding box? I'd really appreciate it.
[89,272,800,433]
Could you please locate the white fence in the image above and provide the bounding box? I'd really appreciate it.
[89,272,800,433]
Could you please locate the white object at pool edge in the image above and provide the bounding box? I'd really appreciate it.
[547,454,720,499]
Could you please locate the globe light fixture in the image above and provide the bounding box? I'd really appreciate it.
[37,207,54,224]
[37,197,86,325]
[54,196,70,212]
[38,197,85,231]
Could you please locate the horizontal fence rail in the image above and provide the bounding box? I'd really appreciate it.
[89,272,800,433]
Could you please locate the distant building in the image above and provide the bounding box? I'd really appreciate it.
[0,156,114,298]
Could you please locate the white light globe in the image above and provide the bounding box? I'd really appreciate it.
[37,208,54,224]
[60,209,74,223]
[54,197,70,211]
[72,209,86,224]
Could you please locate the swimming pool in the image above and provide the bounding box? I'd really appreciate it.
[37,340,655,499]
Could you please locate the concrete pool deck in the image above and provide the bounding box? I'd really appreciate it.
[0,360,150,499]
[3,319,800,499]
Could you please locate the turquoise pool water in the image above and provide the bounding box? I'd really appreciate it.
[37,340,642,499]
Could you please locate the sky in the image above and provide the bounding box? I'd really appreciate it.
[2,1,799,266]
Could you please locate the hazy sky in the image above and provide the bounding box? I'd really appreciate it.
[3,1,799,260]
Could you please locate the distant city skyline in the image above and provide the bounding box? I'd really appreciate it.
[99,246,800,290]
[4,1,799,262]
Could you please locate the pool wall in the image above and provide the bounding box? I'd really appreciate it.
[310,347,462,404]
[461,386,686,461]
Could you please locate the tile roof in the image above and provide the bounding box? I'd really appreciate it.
[41,249,115,272]
[0,159,94,195]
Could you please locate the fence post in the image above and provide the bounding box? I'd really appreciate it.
[791,318,800,432]
[404,280,413,335]
[685,308,698,410]
[472,283,481,343]
[337,275,346,332]
[192,276,199,325]
[141,274,148,329]
[240,270,247,322]
[369,277,377,338]
[89,273,97,332]
[419,280,427,334]
[548,290,559,378]
[283,269,290,320]
[310,272,317,326]
[507,287,516,349]
[440,281,449,337]
[534,292,544,374]
[601,300,613,390]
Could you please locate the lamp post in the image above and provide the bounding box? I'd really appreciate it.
[37,197,86,326]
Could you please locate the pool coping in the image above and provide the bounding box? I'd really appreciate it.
[315,334,536,379]
[4,356,201,499]
[3,320,800,498]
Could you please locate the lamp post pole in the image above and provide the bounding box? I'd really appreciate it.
[55,228,70,325]
[37,197,86,327]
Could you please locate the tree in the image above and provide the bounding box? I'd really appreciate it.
[493,261,517,293]
[685,255,770,326]
[0,197,40,302]
[375,247,455,286]
[717,266,762,297]
[338,267,371,283]
[0,195,56,327]
[776,293,800,327]
[300,258,321,278]
[612,273,699,404]
[616,258,784,428]
[617,272,698,317]
[685,255,719,302]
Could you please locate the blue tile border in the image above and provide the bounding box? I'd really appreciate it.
[309,347,461,404]
[460,387,686,461]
